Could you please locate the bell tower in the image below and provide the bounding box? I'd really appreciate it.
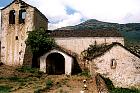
[15,0,20,4]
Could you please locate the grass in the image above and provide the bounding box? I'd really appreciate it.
[79,70,91,77]
[16,66,39,73]
[59,89,68,93]
[8,76,27,82]
[0,77,6,80]
[0,85,11,93]
[46,79,53,89]
[34,79,53,93]
[16,66,43,78]
[34,89,42,93]
[0,76,28,83]
[110,87,140,93]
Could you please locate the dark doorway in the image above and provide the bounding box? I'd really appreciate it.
[72,57,82,74]
[9,10,16,24]
[46,53,65,75]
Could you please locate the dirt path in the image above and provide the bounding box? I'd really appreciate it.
[0,65,98,93]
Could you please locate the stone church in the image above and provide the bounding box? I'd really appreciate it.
[0,0,140,88]
[39,29,124,75]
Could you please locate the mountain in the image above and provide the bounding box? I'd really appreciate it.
[56,19,140,44]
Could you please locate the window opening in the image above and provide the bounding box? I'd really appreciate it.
[19,10,26,24]
[9,10,16,24]
[110,59,117,69]
[15,36,18,40]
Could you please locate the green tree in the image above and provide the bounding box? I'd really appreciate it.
[26,28,56,67]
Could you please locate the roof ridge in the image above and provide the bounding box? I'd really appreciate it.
[50,29,123,37]
[87,42,140,60]
[1,0,48,21]
[113,43,140,58]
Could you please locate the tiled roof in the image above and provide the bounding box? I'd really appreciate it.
[51,45,78,58]
[50,29,122,37]
[84,42,140,60]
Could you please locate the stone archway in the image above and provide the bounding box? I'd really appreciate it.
[46,53,65,75]
[40,49,74,75]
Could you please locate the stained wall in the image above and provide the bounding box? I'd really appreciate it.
[55,37,124,54]
[90,45,140,88]
[1,1,48,66]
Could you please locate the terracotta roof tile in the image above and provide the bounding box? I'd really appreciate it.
[50,28,122,37]
[85,42,140,60]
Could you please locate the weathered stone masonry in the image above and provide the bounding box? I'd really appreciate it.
[1,0,48,66]
[89,44,140,88]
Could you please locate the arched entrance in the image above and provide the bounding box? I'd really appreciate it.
[46,53,65,75]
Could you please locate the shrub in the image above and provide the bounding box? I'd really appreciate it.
[46,79,53,89]
[26,28,56,56]
[26,28,56,67]
[0,85,11,93]
[79,70,91,77]
[110,88,140,93]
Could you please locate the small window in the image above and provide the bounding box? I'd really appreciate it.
[15,36,18,40]
[9,10,16,24]
[110,59,117,69]
[20,1,27,8]
[19,9,26,24]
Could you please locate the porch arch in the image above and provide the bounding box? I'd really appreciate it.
[40,49,73,75]
[46,52,65,75]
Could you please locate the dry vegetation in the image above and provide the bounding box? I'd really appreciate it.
[0,65,98,93]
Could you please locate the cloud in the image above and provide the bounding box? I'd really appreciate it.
[23,0,140,29]
[23,0,84,30]
[49,13,82,29]
[64,0,140,23]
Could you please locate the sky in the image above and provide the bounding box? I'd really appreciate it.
[0,0,140,30]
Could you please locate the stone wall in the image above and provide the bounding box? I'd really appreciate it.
[1,2,34,66]
[1,1,48,66]
[55,37,124,54]
[95,74,109,93]
[90,45,140,88]
[34,9,48,30]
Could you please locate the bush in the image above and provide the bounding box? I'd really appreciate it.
[26,28,56,55]
[0,85,11,93]
[26,28,56,67]
[46,79,53,89]
[79,70,91,77]
[110,88,140,93]
[81,43,113,59]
